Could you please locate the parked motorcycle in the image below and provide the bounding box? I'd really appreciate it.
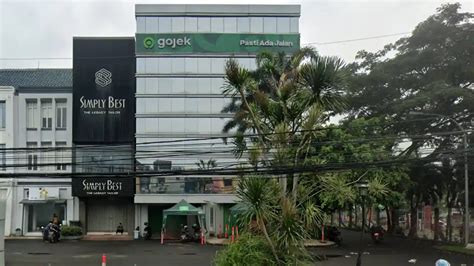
[370,225,384,244]
[48,224,60,243]
[180,224,200,243]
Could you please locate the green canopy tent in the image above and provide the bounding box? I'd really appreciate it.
[229,202,248,227]
[161,200,205,244]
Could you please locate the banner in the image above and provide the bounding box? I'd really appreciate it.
[136,33,300,54]
[73,38,136,143]
[72,177,134,197]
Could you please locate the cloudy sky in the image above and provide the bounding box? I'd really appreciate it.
[0,0,472,68]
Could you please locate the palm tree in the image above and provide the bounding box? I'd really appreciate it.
[222,47,348,199]
[195,159,217,193]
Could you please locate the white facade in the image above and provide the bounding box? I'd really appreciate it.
[0,76,76,236]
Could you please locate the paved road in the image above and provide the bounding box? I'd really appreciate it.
[5,232,474,266]
[314,229,474,266]
[6,240,220,266]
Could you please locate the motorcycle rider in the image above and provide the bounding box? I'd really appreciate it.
[144,222,152,240]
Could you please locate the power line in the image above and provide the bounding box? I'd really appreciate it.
[303,32,411,45]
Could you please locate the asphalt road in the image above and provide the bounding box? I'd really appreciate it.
[5,231,474,266]
[6,240,220,266]
[315,229,474,266]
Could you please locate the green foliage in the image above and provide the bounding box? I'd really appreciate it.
[61,225,82,236]
[213,233,276,266]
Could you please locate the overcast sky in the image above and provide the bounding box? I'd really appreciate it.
[0,0,472,69]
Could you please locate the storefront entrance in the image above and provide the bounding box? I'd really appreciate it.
[86,198,134,233]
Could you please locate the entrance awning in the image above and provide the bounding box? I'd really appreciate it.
[20,199,67,204]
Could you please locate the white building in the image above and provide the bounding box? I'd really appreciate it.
[134,4,300,237]
[0,69,77,236]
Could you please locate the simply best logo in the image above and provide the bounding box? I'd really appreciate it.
[95,68,112,87]
[143,36,191,49]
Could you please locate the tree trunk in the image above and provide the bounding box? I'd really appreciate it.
[447,206,453,242]
[330,212,334,226]
[386,208,393,233]
[434,207,440,241]
[392,208,400,231]
[376,209,381,225]
[339,209,342,227]
[409,206,418,238]
[260,220,280,264]
[349,207,353,228]
[355,206,359,228]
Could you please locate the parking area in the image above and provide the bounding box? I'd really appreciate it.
[6,240,220,266]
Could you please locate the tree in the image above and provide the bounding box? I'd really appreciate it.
[195,159,217,193]
[222,48,348,199]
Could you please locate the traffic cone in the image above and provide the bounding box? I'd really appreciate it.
[102,254,106,266]
[160,231,164,245]
[200,230,204,245]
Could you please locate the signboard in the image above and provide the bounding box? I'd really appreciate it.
[73,38,136,143]
[136,33,300,54]
[28,187,59,200]
[72,177,134,197]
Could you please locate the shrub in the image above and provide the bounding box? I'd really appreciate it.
[213,233,276,266]
[61,225,82,236]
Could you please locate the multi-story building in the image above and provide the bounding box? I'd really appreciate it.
[0,69,76,236]
[134,4,300,237]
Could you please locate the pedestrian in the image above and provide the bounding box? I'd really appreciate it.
[116,223,124,235]
[52,213,59,225]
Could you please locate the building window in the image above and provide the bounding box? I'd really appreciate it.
[0,102,5,129]
[56,142,67,171]
[41,100,52,129]
[41,142,52,171]
[26,100,38,129]
[0,144,5,171]
[56,101,67,129]
[27,143,38,171]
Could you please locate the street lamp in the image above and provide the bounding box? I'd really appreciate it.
[355,180,369,266]
[409,111,470,246]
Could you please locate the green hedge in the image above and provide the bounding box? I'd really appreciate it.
[61,225,83,236]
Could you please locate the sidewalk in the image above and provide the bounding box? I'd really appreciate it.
[206,237,335,247]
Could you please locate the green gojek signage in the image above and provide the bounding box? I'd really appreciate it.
[136,33,300,54]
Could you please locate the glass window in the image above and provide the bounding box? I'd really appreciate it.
[172,58,185,73]
[237,17,249,33]
[185,98,199,113]
[55,142,67,171]
[223,17,237,33]
[196,98,211,113]
[26,100,37,128]
[185,17,198,32]
[263,17,277,33]
[211,98,226,113]
[146,78,158,94]
[197,78,211,94]
[210,17,224,33]
[277,17,291,33]
[137,98,146,113]
[158,58,171,73]
[137,78,145,94]
[184,78,198,94]
[27,142,38,171]
[158,98,172,113]
[137,58,145,73]
[56,100,67,129]
[196,118,211,133]
[0,144,5,171]
[148,98,158,113]
[290,17,299,33]
[198,58,211,74]
[250,17,263,33]
[172,78,185,94]
[146,58,159,74]
[211,78,225,94]
[0,102,5,129]
[171,17,185,32]
[197,17,211,32]
[158,78,171,94]
[136,17,146,33]
[145,17,158,33]
[211,58,226,74]
[171,98,185,113]
[27,203,65,232]
[41,100,52,129]
[185,58,198,73]
[158,17,172,32]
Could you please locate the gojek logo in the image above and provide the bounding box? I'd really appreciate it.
[143,36,192,49]
[95,68,112,87]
